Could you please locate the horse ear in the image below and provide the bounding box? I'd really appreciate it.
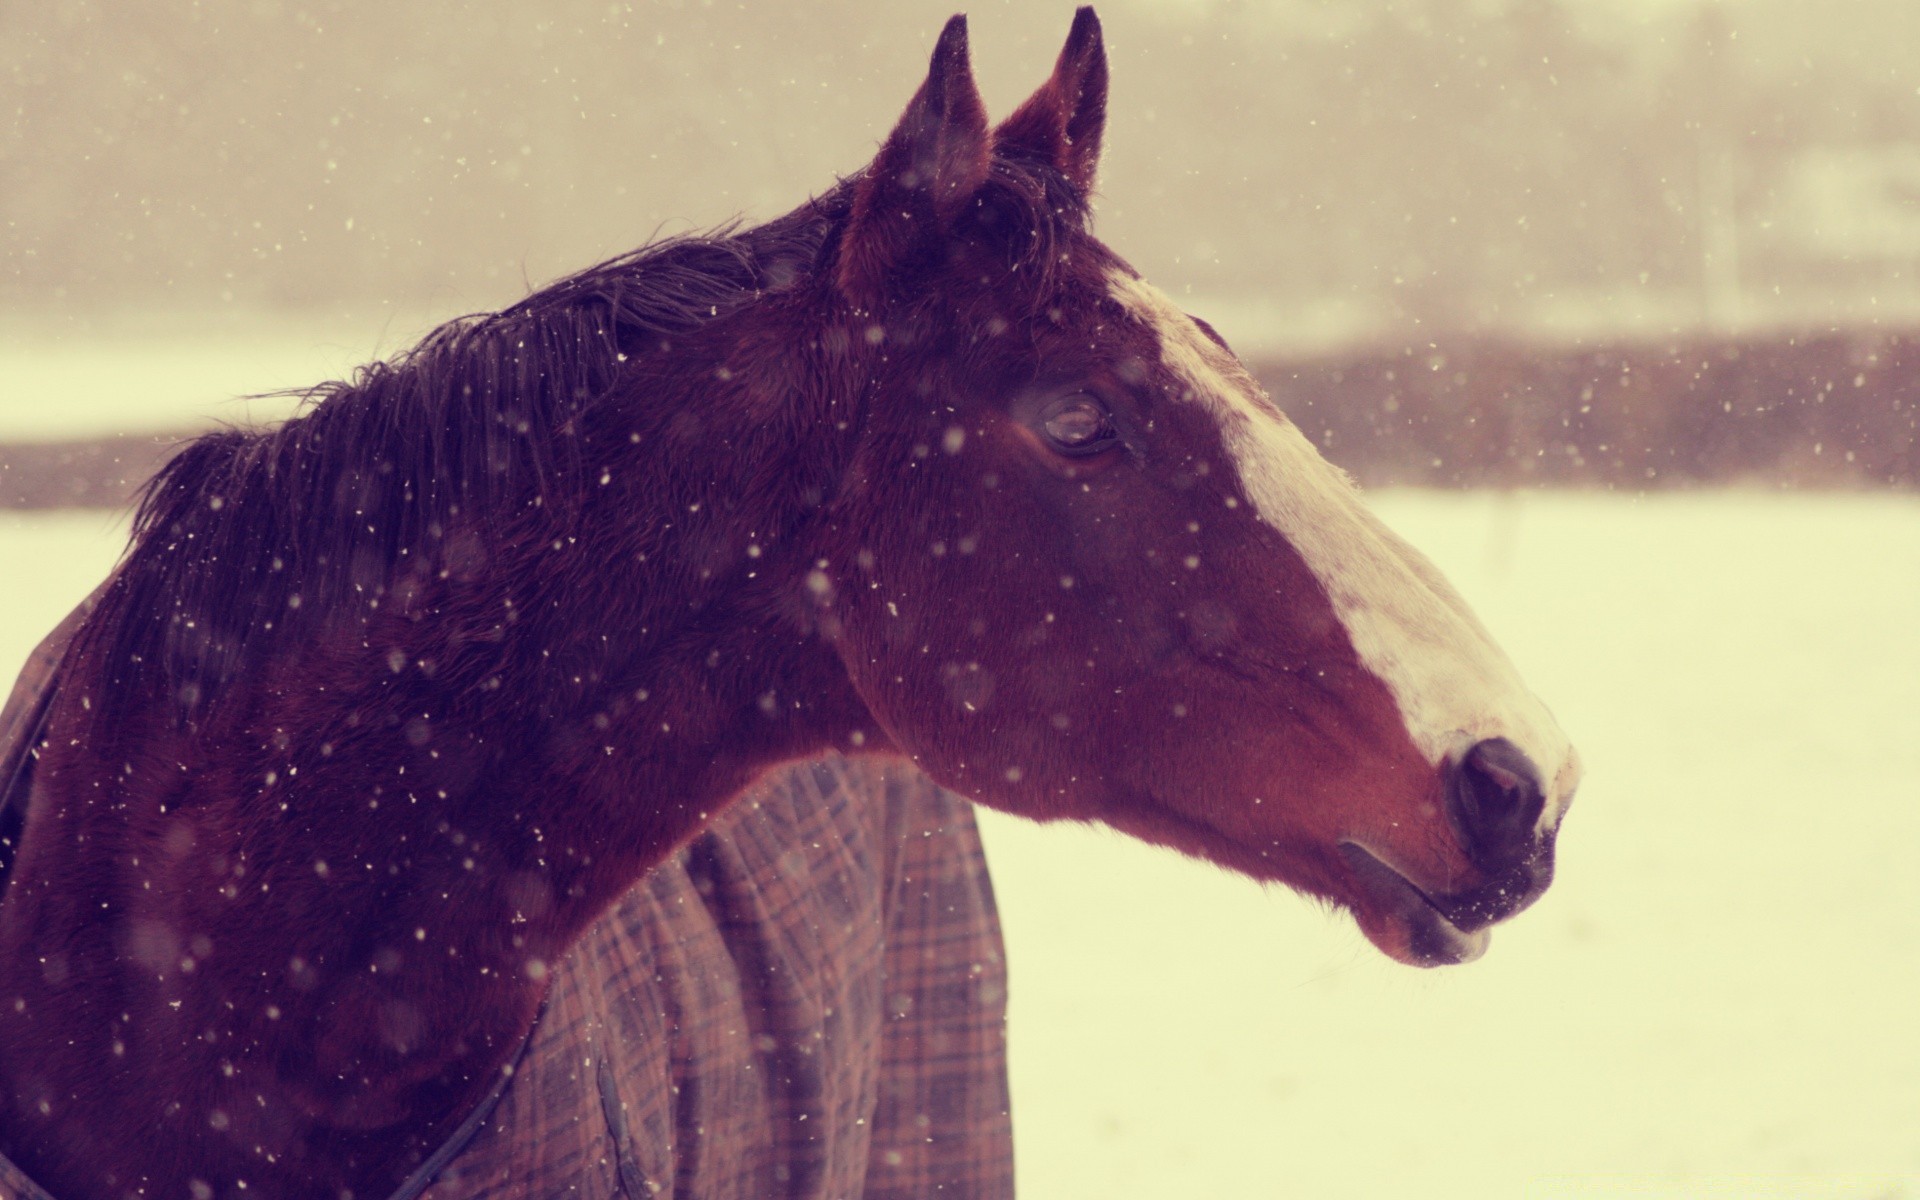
[837,15,991,308]
[994,6,1108,195]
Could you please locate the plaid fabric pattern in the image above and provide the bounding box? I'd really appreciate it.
[0,607,1013,1200]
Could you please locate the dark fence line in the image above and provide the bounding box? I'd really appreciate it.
[4,328,1916,509]
[0,436,176,511]
[1261,327,1919,490]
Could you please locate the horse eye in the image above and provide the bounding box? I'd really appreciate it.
[1040,395,1116,455]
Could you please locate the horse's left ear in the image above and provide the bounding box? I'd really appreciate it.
[994,6,1108,195]
[837,15,991,308]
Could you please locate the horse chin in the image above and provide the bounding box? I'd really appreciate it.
[1337,842,1491,968]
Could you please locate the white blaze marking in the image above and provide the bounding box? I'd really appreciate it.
[1106,270,1577,828]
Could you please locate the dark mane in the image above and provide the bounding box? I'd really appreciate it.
[83,158,1089,723]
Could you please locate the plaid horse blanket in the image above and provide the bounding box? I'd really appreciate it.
[0,600,1014,1199]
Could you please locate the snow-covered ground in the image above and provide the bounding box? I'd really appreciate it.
[2,334,1917,1197]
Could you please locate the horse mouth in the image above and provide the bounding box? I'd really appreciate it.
[1337,842,1491,968]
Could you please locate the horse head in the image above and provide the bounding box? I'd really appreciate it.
[815,10,1579,966]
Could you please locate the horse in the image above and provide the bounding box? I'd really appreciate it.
[0,10,1579,1198]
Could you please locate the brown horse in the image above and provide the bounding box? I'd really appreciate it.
[0,10,1577,1199]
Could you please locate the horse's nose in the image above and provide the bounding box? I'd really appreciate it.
[1447,737,1547,871]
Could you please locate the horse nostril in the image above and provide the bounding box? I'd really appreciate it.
[1448,737,1547,867]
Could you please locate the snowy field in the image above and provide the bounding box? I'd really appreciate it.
[4,493,1915,1199]
[2,336,1918,1197]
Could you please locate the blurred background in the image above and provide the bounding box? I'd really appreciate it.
[2,2,1917,1197]
[3,0,1917,498]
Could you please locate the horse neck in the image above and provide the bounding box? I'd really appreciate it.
[327,311,875,948]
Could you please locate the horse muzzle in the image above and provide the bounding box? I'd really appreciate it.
[1339,736,1569,967]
